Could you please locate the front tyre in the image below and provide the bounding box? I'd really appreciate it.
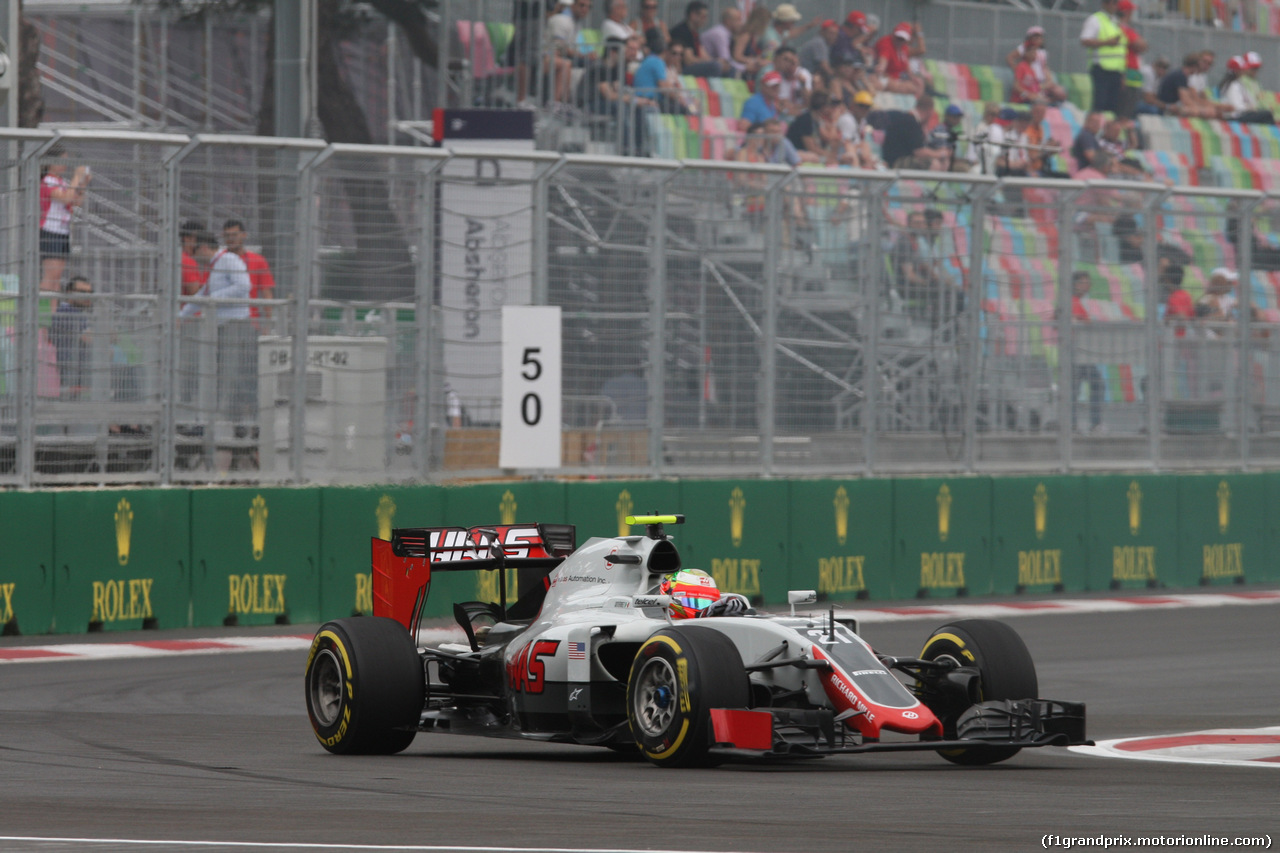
[626,626,749,768]
[920,618,1038,766]
[305,617,425,755]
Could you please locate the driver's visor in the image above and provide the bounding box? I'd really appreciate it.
[674,593,719,611]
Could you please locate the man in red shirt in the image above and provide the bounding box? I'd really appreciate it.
[223,219,276,320]
[873,22,931,97]
[180,219,208,296]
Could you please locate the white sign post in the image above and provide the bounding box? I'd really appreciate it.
[500,306,562,469]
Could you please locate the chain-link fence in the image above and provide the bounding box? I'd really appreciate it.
[4,127,1280,486]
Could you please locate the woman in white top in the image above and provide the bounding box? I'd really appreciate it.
[39,146,91,293]
[1219,55,1274,124]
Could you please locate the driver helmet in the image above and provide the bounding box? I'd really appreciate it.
[660,568,721,619]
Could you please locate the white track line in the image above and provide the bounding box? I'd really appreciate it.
[3,592,1278,665]
[0,839,737,853]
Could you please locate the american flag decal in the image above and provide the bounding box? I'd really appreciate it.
[568,641,586,660]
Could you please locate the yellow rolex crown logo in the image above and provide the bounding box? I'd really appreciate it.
[500,490,518,525]
[616,489,634,537]
[937,484,952,543]
[249,495,269,561]
[1127,481,1142,536]
[114,497,133,566]
[729,487,746,547]
[1033,483,1049,540]
[834,486,850,546]
[1217,481,1230,534]
[376,494,397,541]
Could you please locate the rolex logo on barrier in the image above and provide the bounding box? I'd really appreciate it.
[250,495,269,561]
[500,490,518,525]
[834,486,850,546]
[729,487,746,547]
[1217,481,1231,534]
[114,498,133,566]
[1127,481,1142,536]
[376,494,397,541]
[1034,483,1049,540]
[937,484,952,543]
[616,489,634,537]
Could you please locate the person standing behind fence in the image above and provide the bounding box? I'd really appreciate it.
[181,232,256,429]
[1080,0,1126,114]
[180,219,209,297]
[51,275,93,398]
[1069,270,1106,433]
[223,219,276,322]
[39,146,91,294]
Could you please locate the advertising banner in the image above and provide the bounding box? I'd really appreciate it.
[892,478,993,598]
[675,480,790,605]
[0,492,55,635]
[787,479,896,602]
[1085,475,1179,590]
[990,476,1090,595]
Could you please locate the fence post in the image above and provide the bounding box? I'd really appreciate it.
[1144,187,1170,470]
[1056,185,1081,472]
[414,151,450,479]
[760,171,796,476]
[963,179,995,472]
[649,164,683,477]
[158,136,202,485]
[1238,196,1260,468]
[17,136,58,488]
[862,177,890,474]
[291,144,331,482]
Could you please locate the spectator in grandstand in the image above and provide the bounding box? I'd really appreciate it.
[1097,117,1134,160]
[1113,0,1147,119]
[39,145,91,294]
[732,5,773,81]
[1071,111,1105,172]
[587,35,657,153]
[873,22,929,98]
[1069,270,1106,433]
[970,102,1004,176]
[703,8,745,77]
[771,46,812,116]
[1219,55,1274,124]
[799,19,839,78]
[1006,26,1067,106]
[1196,267,1239,321]
[51,275,93,398]
[601,0,635,56]
[549,0,595,65]
[1074,148,1115,182]
[995,110,1033,215]
[180,219,208,297]
[631,0,670,56]
[827,55,877,112]
[1113,214,1144,264]
[1026,100,1067,178]
[892,210,951,322]
[1158,52,1230,119]
[870,96,951,171]
[837,90,880,169]
[511,0,545,107]
[223,219,276,322]
[633,37,681,102]
[740,70,783,127]
[180,231,257,430]
[934,104,975,172]
[831,11,875,70]
[762,4,820,56]
[786,91,849,165]
[1139,55,1170,115]
[1080,0,1127,114]
[736,119,800,175]
[669,1,723,76]
[1160,262,1195,336]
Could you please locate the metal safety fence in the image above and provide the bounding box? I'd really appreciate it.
[4,127,1280,486]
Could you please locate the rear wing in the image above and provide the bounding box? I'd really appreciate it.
[372,523,576,630]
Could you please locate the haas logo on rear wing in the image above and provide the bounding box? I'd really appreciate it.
[372,523,576,630]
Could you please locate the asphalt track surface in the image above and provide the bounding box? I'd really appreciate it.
[1,597,1277,853]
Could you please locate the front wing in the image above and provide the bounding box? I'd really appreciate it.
[709,699,1091,758]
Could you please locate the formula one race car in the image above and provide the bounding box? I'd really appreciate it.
[305,515,1089,767]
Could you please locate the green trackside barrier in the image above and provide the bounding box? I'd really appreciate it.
[189,487,320,627]
[1177,474,1269,587]
[318,485,447,622]
[1085,475,1179,590]
[441,481,569,614]
[787,479,895,602]
[990,476,1090,596]
[0,491,55,635]
[674,480,790,605]
[52,490,191,633]
[893,477,993,598]
[564,480,683,542]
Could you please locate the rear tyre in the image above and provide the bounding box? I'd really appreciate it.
[626,626,749,768]
[305,617,424,755]
[919,618,1038,766]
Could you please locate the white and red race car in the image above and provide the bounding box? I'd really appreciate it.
[305,515,1089,767]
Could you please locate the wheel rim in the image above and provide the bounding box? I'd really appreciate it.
[309,648,344,727]
[633,656,679,738]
